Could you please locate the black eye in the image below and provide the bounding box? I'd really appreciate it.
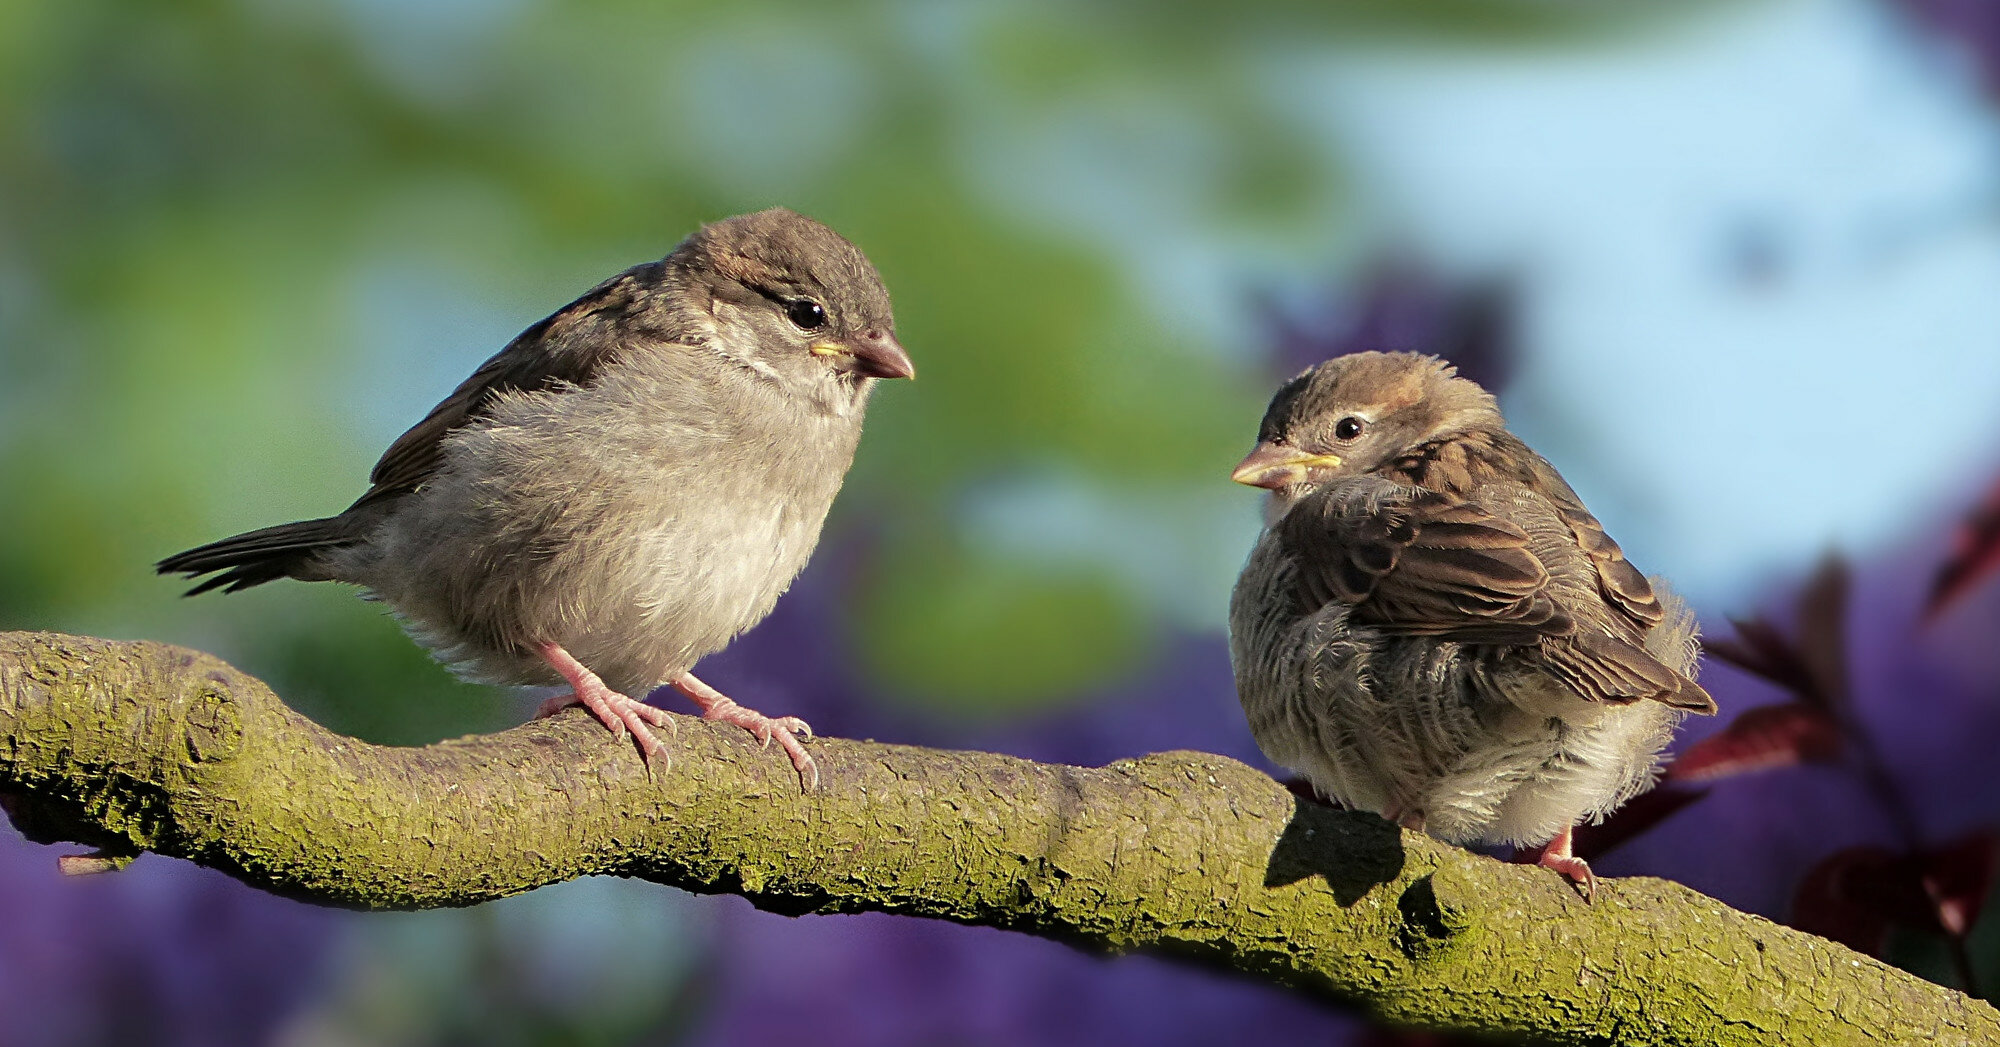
[785,298,828,331]
[1334,416,1365,441]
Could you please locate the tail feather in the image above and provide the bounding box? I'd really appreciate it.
[1542,630,1717,715]
[156,517,358,595]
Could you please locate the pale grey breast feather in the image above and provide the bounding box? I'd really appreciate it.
[335,346,862,696]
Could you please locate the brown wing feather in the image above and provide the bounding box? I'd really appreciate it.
[1539,630,1716,712]
[1423,431,1666,632]
[1290,425,1716,713]
[351,263,662,509]
[1515,451,1664,630]
[1279,484,1570,645]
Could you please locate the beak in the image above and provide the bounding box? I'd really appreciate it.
[1230,442,1342,490]
[812,330,916,380]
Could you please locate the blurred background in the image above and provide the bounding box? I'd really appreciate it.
[6,0,2000,1042]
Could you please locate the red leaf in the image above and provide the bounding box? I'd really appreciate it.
[1665,703,1843,783]
[1927,473,2000,621]
[1703,557,1850,710]
[1792,846,1907,955]
[1572,785,1709,862]
[1919,831,1998,937]
[1703,619,1837,711]
[1792,834,1999,955]
[1794,555,1851,712]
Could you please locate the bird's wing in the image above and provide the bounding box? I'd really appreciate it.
[353,262,664,509]
[1278,478,1571,645]
[1280,478,1714,711]
[1514,449,1664,631]
[1538,628,1714,711]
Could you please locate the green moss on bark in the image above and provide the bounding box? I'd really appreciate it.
[2,631,1994,1046]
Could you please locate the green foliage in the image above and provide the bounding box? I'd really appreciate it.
[857,538,1150,711]
[0,0,1668,741]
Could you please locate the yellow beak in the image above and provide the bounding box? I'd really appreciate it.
[1230,442,1342,490]
[809,332,916,380]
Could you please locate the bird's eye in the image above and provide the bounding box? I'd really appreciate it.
[785,298,828,331]
[1334,416,1365,441]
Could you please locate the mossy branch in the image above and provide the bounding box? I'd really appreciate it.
[1,631,1992,1046]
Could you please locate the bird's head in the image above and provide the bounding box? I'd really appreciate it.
[673,208,913,409]
[1231,351,1501,508]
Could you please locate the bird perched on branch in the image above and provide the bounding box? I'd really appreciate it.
[1228,351,1713,897]
[160,208,914,789]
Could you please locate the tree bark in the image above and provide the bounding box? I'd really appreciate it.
[1,630,1991,1045]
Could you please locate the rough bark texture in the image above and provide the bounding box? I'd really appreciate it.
[1,630,1992,1045]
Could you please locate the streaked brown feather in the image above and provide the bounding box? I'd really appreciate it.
[355,264,663,509]
[1279,485,1565,643]
[1400,429,1667,632]
[1507,444,1667,631]
[1288,428,1708,710]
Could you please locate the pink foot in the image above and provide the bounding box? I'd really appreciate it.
[533,643,677,772]
[1522,824,1595,902]
[1381,802,1426,833]
[672,671,818,790]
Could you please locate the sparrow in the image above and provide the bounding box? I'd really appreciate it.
[159,208,914,790]
[1227,351,1714,897]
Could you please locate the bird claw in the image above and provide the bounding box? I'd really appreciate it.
[1381,802,1426,833]
[533,650,817,789]
[534,644,677,771]
[671,673,819,791]
[699,701,818,789]
[541,687,678,771]
[1522,825,1596,902]
[1539,852,1596,902]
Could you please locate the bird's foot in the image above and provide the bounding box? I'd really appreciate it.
[1523,825,1595,902]
[1382,802,1426,833]
[533,643,677,773]
[672,671,818,791]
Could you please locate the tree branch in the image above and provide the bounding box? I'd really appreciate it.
[1,631,1992,1046]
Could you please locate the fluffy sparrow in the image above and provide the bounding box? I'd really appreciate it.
[1228,352,1713,896]
[160,208,914,789]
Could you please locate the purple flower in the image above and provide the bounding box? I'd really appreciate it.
[694,906,1355,1047]
[1898,0,2000,99]
[1259,264,1515,390]
[0,833,338,1047]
